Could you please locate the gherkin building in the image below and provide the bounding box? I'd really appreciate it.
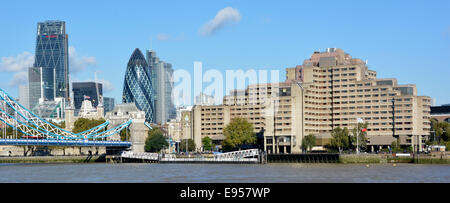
[122,48,154,123]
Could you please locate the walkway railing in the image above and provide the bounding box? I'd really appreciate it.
[120,151,159,160]
[214,149,259,159]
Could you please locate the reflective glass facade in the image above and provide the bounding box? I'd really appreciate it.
[72,82,103,110]
[34,21,69,101]
[122,49,154,123]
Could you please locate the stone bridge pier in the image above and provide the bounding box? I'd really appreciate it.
[106,103,148,153]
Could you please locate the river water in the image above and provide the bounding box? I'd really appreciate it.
[0,163,449,183]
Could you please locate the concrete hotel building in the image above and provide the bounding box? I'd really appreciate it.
[181,48,431,153]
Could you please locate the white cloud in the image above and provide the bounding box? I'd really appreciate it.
[0,51,34,72]
[69,46,96,74]
[9,71,28,87]
[98,78,114,93]
[200,7,242,36]
[157,33,170,41]
[155,33,185,41]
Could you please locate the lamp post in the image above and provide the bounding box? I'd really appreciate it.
[392,98,397,146]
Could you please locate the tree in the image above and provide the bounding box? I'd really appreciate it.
[144,128,168,153]
[222,118,256,151]
[431,119,450,143]
[351,122,369,152]
[330,127,350,153]
[180,139,196,152]
[72,118,106,134]
[301,134,316,152]
[391,140,401,153]
[202,136,214,151]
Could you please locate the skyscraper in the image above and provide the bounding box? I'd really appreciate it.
[28,67,43,109]
[122,48,154,123]
[146,50,176,124]
[103,97,115,114]
[34,20,69,101]
[18,85,30,110]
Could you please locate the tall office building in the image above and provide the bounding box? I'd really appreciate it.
[18,85,30,110]
[34,20,69,101]
[123,48,154,123]
[72,82,103,111]
[103,97,115,114]
[28,67,44,109]
[146,50,176,124]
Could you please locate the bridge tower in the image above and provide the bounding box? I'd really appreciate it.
[106,103,148,153]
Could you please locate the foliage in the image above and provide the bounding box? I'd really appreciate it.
[351,122,369,152]
[330,127,350,153]
[430,119,450,143]
[391,140,402,153]
[202,136,214,151]
[119,128,130,141]
[222,118,256,151]
[0,126,24,138]
[180,139,196,152]
[301,134,316,152]
[144,128,168,153]
[72,118,106,134]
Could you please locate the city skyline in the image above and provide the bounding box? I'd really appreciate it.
[0,0,449,106]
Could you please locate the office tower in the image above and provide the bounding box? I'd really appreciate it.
[34,20,69,101]
[28,67,44,109]
[123,48,154,123]
[18,85,30,110]
[72,82,103,110]
[103,97,115,114]
[146,50,176,124]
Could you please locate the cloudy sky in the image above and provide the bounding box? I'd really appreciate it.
[0,0,449,105]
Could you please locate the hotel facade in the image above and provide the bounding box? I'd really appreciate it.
[176,48,431,154]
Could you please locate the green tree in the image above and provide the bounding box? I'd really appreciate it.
[301,134,316,152]
[431,119,450,143]
[222,118,256,151]
[144,128,168,153]
[119,128,130,141]
[0,126,24,138]
[391,140,401,153]
[180,139,196,152]
[351,122,369,152]
[330,127,350,153]
[72,118,107,134]
[202,136,214,151]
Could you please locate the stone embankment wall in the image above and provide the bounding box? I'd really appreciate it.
[0,146,106,157]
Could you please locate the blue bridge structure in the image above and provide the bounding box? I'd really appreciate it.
[0,88,145,148]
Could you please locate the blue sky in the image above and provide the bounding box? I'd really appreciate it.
[0,0,449,105]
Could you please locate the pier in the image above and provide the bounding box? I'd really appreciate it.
[107,149,263,164]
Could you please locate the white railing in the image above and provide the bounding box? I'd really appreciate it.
[214,149,259,159]
[160,157,258,163]
[120,151,159,160]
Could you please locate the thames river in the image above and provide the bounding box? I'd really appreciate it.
[0,163,449,183]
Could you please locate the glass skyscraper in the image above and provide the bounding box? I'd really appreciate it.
[122,48,154,123]
[72,82,103,110]
[146,50,176,124]
[34,20,69,101]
